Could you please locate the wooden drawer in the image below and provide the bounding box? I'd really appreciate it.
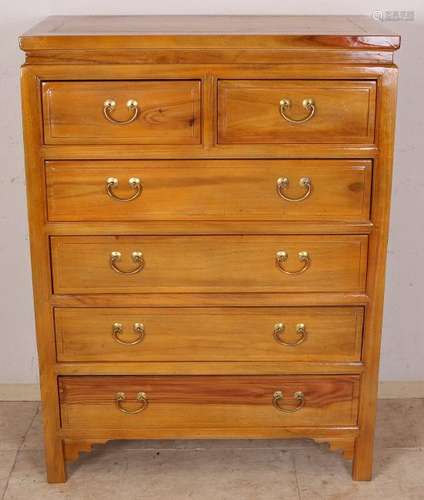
[42,81,201,145]
[50,235,368,294]
[46,159,372,222]
[55,307,364,362]
[218,80,376,144]
[59,375,360,429]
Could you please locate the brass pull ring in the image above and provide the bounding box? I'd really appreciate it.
[110,251,144,275]
[103,99,139,125]
[279,98,315,124]
[276,251,310,275]
[115,392,148,415]
[272,391,305,413]
[277,177,312,202]
[273,323,307,347]
[112,322,145,345]
[106,177,142,202]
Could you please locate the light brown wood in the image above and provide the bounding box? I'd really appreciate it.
[46,159,372,222]
[218,80,376,145]
[55,306,364,362]
[42,81,201,145]
[46,220,373,236]
[352,67,399,481]
[19,15,399,482]
[50,235,368,294]
[59,375,360,429]
[63,439,109,463]
[55,361,364,376]
[20,15,400,51]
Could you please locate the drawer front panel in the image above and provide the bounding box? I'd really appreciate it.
[51,235,368,294]
[218,80,376,144]
[59,375,360,429]
[42,81,201,145]
[46,160,372,222]
[55,307,364,362]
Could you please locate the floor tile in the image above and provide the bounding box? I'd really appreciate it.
[0,451,17,498]
[0,403,38,451]
[294,446,424,500]
[376,398,424,448]
[4,448,299,500]
[20,408,43,451]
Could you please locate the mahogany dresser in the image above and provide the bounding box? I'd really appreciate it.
[19,16,399,482]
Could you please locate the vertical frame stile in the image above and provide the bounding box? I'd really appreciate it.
[202,72,216,150]
[21,65,66,483]
[352,66,398,480]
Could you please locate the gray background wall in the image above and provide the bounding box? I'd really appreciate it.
[1,1,423,386]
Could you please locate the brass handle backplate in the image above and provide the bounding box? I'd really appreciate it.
[106,177,142,202]
[272,391,305,413]
[115,392,148,414]
[277,177,312,202]
[110,251,144,275]
[112,322,145,345]
[276,251,311,275]
[279,98,315,124]
[273,323,307,346]
[103,98,139,125]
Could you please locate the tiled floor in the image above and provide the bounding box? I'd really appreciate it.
[1,399,423,499]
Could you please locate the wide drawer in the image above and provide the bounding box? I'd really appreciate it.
[42,81,201,145]
[55,307,364,362]
[46,160,372,222]
[218,80,376,144]
[50,235,368,294]
[59,375,360,429]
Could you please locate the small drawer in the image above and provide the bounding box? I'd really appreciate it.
[50,235,368,294]
[42,81,201,145]
[59,375,360,430]
[54,307,364,362]
[218,80,376,144]
[46,159,372,223]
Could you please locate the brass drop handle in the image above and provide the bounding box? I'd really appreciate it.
[106,177,142,202]
[279,98,315,124]
[112,322,145,345]
[115,392,148,415]
[273,323,307,346]
[103,98,139,125]
[277,177,312,202]
[276,251,311,275]
[110,251,144,275]
[272,391,305,413]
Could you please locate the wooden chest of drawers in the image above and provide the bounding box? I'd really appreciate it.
[19,15,399,482]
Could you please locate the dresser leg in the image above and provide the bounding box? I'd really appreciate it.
[352,436,374,481]
[44,438,67,483]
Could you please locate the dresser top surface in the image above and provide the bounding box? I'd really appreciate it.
[20,15,400,51]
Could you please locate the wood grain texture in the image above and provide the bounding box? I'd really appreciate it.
[218,80,376,145]
[50,235,368,294]
[50,292,369,308]
[20,15,400,50]
[46,159,372,223]
[55,361,364,376]
[24,49,395,66]
[42,81,201,145]
[19,15,399,482]
[20,67,67,483]
[54,306,364,362]
[59,375,360,429]
[352,67,399,481]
